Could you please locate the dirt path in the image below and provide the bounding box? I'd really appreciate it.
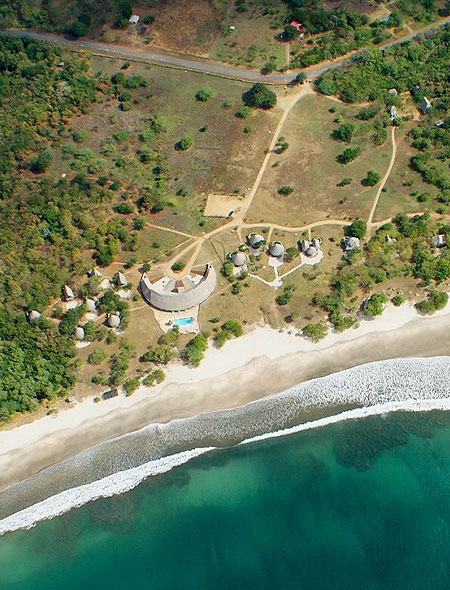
[3,17,450,84]
[366,126,397,237]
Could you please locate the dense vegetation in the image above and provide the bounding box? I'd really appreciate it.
[0,35,168,420]
[283,0,448,68]
[0,0,156,34]
[314,213,450,331]
[316,26,450,197]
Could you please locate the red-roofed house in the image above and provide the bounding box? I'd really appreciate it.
[290,20,304,32]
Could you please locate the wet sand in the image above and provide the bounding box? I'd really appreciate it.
[2,307,450,493]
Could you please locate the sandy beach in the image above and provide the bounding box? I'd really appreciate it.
[2,300,450,492]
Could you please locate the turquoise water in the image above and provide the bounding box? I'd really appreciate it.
[2,410,450,589]
[172,317,194,327]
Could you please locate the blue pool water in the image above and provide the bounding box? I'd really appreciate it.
[173,317,194,327]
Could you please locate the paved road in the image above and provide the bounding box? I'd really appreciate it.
[2,16,449,84]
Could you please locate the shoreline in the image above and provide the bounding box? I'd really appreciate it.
[2,301,450,491]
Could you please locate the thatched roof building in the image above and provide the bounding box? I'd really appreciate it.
[269,241,285,258]
[140,264,216,312]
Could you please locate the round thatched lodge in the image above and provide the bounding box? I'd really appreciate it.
[140,264,217,312]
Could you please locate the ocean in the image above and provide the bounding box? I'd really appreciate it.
[2,359,450,588]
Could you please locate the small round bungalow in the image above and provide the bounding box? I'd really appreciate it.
[269,241,285,258]
[230,252,247,267]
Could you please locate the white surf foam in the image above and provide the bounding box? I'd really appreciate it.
[2,357,450,535]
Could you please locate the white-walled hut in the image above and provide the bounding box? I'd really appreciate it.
[86,298,97,312]
[269,241,285,258]
[74,326,85,341]
[231,252,247,267]
[28,310,42,321]
[247,233,265,249]
[63,285,75,301]
[116,272,128,287]
[108,313,121,328]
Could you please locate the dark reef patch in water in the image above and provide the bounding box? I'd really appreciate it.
[333,410,450,470]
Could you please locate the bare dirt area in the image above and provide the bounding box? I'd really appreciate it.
[204,194,245,217]
[100,0,228,55]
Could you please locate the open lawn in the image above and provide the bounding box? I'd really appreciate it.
[86,57,281,236]
[373,127,439,222]
[210,0,288,69]
[246,93,393,226]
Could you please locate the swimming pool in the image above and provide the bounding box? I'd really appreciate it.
[172,317,194,327]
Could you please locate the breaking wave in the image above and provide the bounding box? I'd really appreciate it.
[2,356,450,535]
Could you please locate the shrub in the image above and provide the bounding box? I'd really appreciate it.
[175,137,192,151]
[196,86,215,101]
[140,344,175,365]
[123,377,140,396]
[235,106,253,119]
[87,348,107,365]
[365,293,387,316]
[30,150,52,173]
[336,146,360,164]
[143,15,155,24]
[171,261,185,272]
[362,170,381,186]
[72,128,89,143]
[278,185,294,195]
[242,83,277,109]
[114,202,133,214]
[337,177,353,187]
[392,294,404,307]
[415,290,449,314]
[302,321,328,342]
[332,122,354,143]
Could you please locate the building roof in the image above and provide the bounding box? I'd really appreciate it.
[290,20,303,31]
[389,106,398,118]
[269,242,285,257]
[63,285,74,301]
[344,237,361,251]
[102,388,119,400]
[305,246,318,257]
[247,233,264,248]
[117,272,128,286]
[74,326,85,341]
[140,264,216,312]
[231,252,247,267]
[388,88,398,95]
[108,313,121,328]
[28,310,41,321]
[421,97,432,113]
[432,234,446,247]
[129,14,140,24]
[86,298,96,312]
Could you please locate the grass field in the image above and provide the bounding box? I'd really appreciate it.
[373,128,438,222]
[210,0,288,69]
[88,56,280,235]
[246,94,392,226]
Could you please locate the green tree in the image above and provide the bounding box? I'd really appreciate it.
[362,170,381,186]
[365,293,387,316]
[348,219,367,238]
[175,137,192,151]
[337,146,360,164]
[242,83,277,109]
[302,321,329,342]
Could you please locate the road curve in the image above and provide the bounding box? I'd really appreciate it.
[2,16,449,85]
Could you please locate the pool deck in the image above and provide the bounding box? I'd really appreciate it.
[152,306,200,335]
